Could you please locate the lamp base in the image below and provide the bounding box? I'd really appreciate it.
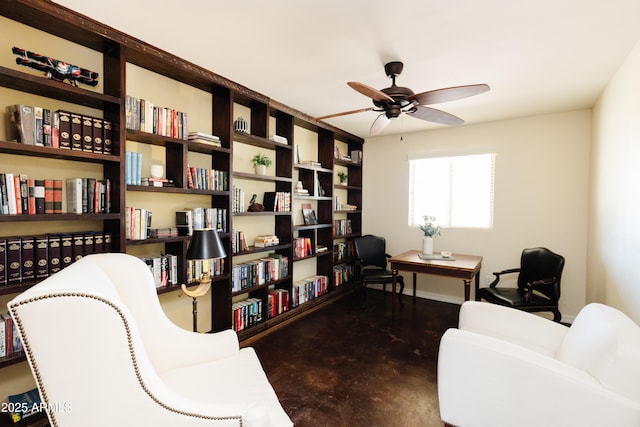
[181,273,213,332]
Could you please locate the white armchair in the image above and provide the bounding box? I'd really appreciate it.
[438,301,640,427]
[8,253,293,427]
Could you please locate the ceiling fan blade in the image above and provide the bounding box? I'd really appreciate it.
[348,81,394,103]
[409,84,490,105]
[315,107,374,120]
[408,105,464,126]
[370,113,390,136]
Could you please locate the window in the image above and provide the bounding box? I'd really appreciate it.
[408,153,495,229]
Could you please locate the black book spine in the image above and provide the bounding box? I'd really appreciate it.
[48,234,61,275]
[21,236,35,282]
[58,110,71,149]
[7,238,21,284]
[35,235,49,279]
[0,238,6,285]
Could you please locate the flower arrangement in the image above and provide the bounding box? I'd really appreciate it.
[251,153,272,167]
[419,215,441,237]
[337,171,348,183]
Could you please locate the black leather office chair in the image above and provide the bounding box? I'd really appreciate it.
[476,247,565,322]
[353,235,404,303]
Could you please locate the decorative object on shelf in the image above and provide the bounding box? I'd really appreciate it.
[149,163,164,179]
[302,203,318,225]
[12,46,99,87]
[248,194,264,212]
[337,171,348,184]
[251,153,272,175]
[234,117,249,133]
[181,229,226,332]
[419,215,441,255]
[295,181,309,196]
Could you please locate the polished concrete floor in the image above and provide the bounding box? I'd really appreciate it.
[250,288,461,427]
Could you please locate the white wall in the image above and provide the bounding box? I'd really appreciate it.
[589,41,640,322]
[362,110,591,320]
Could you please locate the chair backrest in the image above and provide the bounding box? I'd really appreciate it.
[7,255,173,425]
[353,234,388,269]
[556,303,640,403]
[518,247,565,301]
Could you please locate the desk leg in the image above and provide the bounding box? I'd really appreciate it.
[413,273,417,298]
[474,271,480,301]
[463,279,471,301]
[392,269,398,318]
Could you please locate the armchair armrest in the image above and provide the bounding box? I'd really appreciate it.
[438,328,640,427]
[523,276,557,301]
[489,267,520,287]
[458,301,567,356]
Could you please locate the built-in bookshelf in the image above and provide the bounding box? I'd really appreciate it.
[0,0,364,371]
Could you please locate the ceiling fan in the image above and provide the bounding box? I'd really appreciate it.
[316,61,490,136]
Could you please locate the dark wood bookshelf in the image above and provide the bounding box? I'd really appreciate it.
[0,0,364,353]
[0,351,26,368]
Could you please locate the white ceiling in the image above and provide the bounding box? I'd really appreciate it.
[54,0,640,139]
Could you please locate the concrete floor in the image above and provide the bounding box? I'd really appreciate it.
[251,288,461,427]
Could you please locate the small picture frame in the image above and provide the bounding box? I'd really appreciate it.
[301,203,318,225]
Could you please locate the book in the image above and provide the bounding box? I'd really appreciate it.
[20,237,35,282]
[57,110,71,149]
[82,115,93,151]
[92,117,103,153]
[70,112,83,150]
[7,105,35,144]
[34,180,45,214]
[0,239,6,285]
[6,388,43,422]
[66,178,82,214]
[301,203,318,225]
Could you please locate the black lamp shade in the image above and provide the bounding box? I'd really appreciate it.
[186,229,226,260]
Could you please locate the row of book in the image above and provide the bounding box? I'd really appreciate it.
[333,218,353,237]
[125,95,188,140]
[125,207,152,240]
[232,297,262,332]
[6,105,113,154]
[187,258,225,284]
[263,191,291,212]
[333,241,355,262]
[231,229,249,253]
[291,275,329,308]
[141,254,178,289]
[232,185,245,213]
[333,264,354,286]
[125,151,143,185]
[187,166,228,191]
[0,311,22,358]
[0,174,111,215]
[293,237,313,258]
[231,254,289,293]
[175,208,228,237]
[0,232,113,286]
[267,289,290,319]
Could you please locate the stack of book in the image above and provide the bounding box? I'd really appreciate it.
[188,132,221,147]
[254,235,279,248]
[269,134,288,145]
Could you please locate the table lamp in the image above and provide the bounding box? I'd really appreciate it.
[181,228,226,332]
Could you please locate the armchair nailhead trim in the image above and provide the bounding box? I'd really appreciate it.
[9,293,244,427]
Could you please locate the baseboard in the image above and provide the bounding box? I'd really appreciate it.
[366,283,576,323]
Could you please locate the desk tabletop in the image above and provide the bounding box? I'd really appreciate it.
[389,250,482,277]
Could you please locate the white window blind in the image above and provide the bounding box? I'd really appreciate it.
[408,153,495,229]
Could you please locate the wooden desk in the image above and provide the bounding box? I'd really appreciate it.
[389,250,483,316]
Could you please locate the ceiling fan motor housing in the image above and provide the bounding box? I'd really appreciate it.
[375,85,415,118]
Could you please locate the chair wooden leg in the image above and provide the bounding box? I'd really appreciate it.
[553,309,562,322]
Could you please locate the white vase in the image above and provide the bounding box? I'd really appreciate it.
[422,236,433,255]
[255,164,267,175]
